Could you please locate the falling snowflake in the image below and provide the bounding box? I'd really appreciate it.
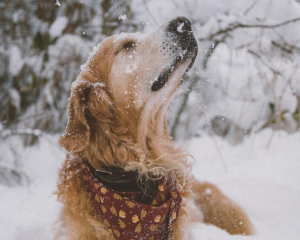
[177,22,184,33]
[55,0,61,7]
[119,14,127,22]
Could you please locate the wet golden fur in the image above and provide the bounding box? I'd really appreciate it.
[57,25,254,239]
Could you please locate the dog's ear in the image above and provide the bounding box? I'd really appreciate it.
[59,81,91,153]
[59,81,109,153]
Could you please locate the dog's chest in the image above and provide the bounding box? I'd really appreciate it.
[81,160,182,240]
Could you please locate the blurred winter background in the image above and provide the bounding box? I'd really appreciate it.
[1,0,300,239]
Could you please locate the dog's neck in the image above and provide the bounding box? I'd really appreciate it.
[83,114,169,168]
[82,94,191,190]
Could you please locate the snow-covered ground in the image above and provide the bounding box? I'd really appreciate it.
[1,129,300,239]
[189,130,300,240]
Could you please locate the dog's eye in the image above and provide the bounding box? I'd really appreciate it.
[115,41,136,55]
[122,41,135,50]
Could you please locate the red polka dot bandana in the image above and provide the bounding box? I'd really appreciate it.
[81,160,182,240]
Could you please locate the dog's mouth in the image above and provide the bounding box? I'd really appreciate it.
[151,17,198,92]
[151,44,198,92]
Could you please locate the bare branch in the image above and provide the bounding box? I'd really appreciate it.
[244,0,261,15]
[0,165,30,187]
[247,50,282,75]
[210,134,228,173]
[170,76,199,138]
[203,34,227,69]
[272,40,300,54]
[271,41,293,54]
[202,17,300,41]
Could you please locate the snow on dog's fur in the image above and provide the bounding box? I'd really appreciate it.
[57,17,254,239]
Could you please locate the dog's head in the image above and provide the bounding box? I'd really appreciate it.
[60,17,197,166]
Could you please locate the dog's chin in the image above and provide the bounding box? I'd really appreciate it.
[151,47,198,92]
[167,58,194,89]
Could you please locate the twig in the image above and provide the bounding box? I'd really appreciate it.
[210,134,228,173]
[272,40,300,54]
[202,17,300,41]
[170,76,199,138]
[266,73,296,148]
[271,41,293,54]
[1,109,64,128]
[142,0,158,25]
[265,129,276,149]
[0,165,30,187]
[103,0,128,19]
[247,50,281,75]
[1,129,62,151]
[244,0,261,15]
[171,35,227,138]
[203,35,227,69]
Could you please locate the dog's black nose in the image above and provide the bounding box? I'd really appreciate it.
[165,16,195,52]
[167,16,192,35]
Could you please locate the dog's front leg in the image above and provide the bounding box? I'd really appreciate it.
[192,180,254,235]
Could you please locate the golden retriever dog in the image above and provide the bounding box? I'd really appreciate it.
[57,17,253,240]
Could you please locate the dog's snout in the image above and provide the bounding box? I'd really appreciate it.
[164,16,196,52]
[167,16,192,35]
[162,16,197,60]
